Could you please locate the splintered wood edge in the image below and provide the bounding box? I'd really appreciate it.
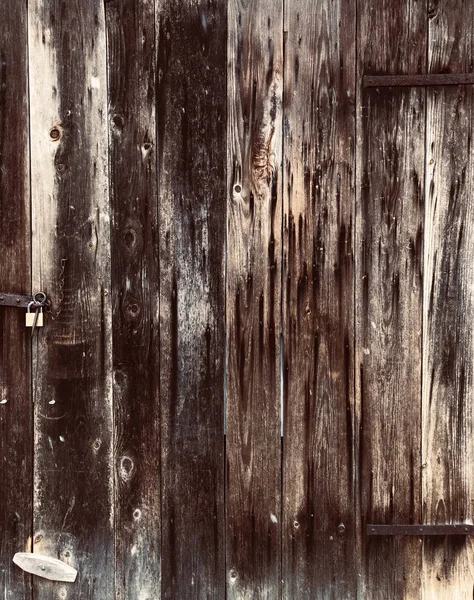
[13,552,77,582]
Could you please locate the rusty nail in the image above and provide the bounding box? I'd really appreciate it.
[50,127,61,141]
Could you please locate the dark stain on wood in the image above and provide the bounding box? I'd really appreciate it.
[158,1,226,598]
[357,0,429,596]
[29,1,114,598]
[0,2,32,598]
[226,1,283,597]
[282,0,357,597]
[2,1,474,597]
[105,0,160,598]
[358,86,425,600]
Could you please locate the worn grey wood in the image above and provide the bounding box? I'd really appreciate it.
[356,1,427,598]
[157,1,227,598]
[105,1,161,598]
[0,1,32,597]
[282,0,357,598]
[422,2,474,595]
[28,1,114,598]
[226,1,283,598]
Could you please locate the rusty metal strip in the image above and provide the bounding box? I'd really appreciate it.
[363,73,474,88]
[367,524,474,536]
[0,293,34,308]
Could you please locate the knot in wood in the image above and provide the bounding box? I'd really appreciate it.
[120,456,134,481]
[112,114,124,129]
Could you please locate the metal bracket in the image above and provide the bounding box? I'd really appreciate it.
[13,552,77,582]
[0,292,36,308]
[367,524,474,536]
[363,73,474,88]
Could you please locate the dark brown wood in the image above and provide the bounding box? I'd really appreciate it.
[368,525,474,536]
[28,1,114,597]
[357,3,427,598]
[5,3,474,597]
[157,1,227,597]
[282,0,357,598]
[226,1,283,598]
[0,2,32,597]
[422,4,474,593]
[363,73,474,88]
[358,0,427,77]
[105,1,160,598]
[357,85,425,600]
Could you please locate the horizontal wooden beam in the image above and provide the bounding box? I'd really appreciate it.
[363,73,474,88]
[367,524,474,536]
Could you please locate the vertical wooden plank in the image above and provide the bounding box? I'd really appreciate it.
[356,1,427,597]
[0,2,32,597]
[105,2,160,599]
[157,1,226,597]
[226,1,282,597]
[357,88,425,599]
[282,0,356,597]
[423,2,474,596]
[28,2,113,597]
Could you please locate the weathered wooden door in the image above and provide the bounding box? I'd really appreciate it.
[2,0,474,599]
[357,1,474,597]
[358,80,474,598]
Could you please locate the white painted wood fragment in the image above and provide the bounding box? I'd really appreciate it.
[13,552,77,582]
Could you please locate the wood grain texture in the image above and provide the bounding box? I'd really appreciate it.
[4,3,474,597]
[357,86,425,600]
[226,1,282,598]
[105,1,160,599]
[357,2,428,598]
[28,1,114,598]
[0,2,32,598]
[422,3,474,594]
[282,0,356,598]
[358,0,427,76]
[157,1,227,598]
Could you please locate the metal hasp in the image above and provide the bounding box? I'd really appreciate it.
[367,524,474,536]
[13,552,77,582]
[363,73,474,88]
[0,292,36,308]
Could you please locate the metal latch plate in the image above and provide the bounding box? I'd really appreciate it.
[13,552,77,582]
[367,524,474,536]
